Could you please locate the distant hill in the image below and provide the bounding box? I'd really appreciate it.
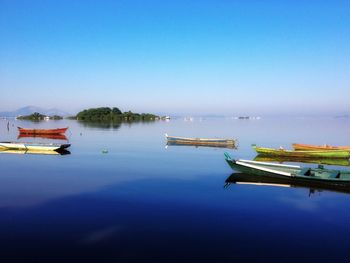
[0,106,70,117]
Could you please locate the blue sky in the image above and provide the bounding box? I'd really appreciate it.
[0,0,349,115]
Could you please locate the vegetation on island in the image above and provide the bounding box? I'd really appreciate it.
[16,112,63,121]
[74,107,159,122]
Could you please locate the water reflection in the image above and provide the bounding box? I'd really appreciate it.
[17,133,68,141]
[166,140,237,149]
[254,155,350,167]
[77,120,122,129]
[0,148,70,155]
[225,173,350,196]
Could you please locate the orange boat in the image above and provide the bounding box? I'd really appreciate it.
[18,133,68,140]
[293,143,350,151]
[18,127,68,135]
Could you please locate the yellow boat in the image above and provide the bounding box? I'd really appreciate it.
[252,144,350,159]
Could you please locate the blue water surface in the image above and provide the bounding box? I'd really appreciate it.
[0,117,350,263]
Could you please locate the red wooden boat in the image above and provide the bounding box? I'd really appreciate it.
[17,133,68,140]
[18,127,68,135]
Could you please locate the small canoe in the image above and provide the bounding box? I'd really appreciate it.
[252,145,350,159]
[18,127,68,135]
[165,134,236,147]
[17,133,68,140]
[293,143,350,151]
[224,153,350,183]
[225,173,350,194]
[254,155,350,167]
[0,142,70,152]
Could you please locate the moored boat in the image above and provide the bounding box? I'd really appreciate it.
[0,142,70,152]
[224,152,350,183]
[18,127,68,135]
[165,134,236,147]
[252,145,350,159]
[293,143,350,151]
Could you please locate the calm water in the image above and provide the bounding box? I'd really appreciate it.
[1,117,350,263]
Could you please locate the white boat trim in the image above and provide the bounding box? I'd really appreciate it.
[238,159,300,168]
[235,161,294,177]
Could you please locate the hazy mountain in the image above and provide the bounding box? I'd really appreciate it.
[0,106,71,117]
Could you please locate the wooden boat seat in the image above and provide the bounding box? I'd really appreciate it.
[299,168,312,176]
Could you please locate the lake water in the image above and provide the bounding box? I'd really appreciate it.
[0,117,350,263]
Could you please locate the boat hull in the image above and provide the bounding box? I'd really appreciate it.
[253,145,350,158]
[166,134,236,147]
[0,142,70,152]
[0,148,70,155]
[166,140,236,148]
[18,127,68,135]
[293,143,350,151]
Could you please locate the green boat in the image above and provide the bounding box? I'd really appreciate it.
[224,153,350,184]
[225,173,350,195]
[252,144,350,159]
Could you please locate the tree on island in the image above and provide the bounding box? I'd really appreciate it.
[75,107,158,122]
[16,112,63,121]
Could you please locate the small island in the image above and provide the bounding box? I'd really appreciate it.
[73,107,159,122]
[16,112,63,121]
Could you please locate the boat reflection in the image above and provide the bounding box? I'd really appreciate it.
[0,149,71,155]
[166,141,237,149]
[224,173,350,196]
[254,155,350,167]
[17,133,68,140]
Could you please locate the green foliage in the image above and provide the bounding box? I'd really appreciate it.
[75,107,158,122]
[17,112,63,121]
[112,107,122,114]
[51,115,63,120]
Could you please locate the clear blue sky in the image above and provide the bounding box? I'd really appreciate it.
[0,0,349,116]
